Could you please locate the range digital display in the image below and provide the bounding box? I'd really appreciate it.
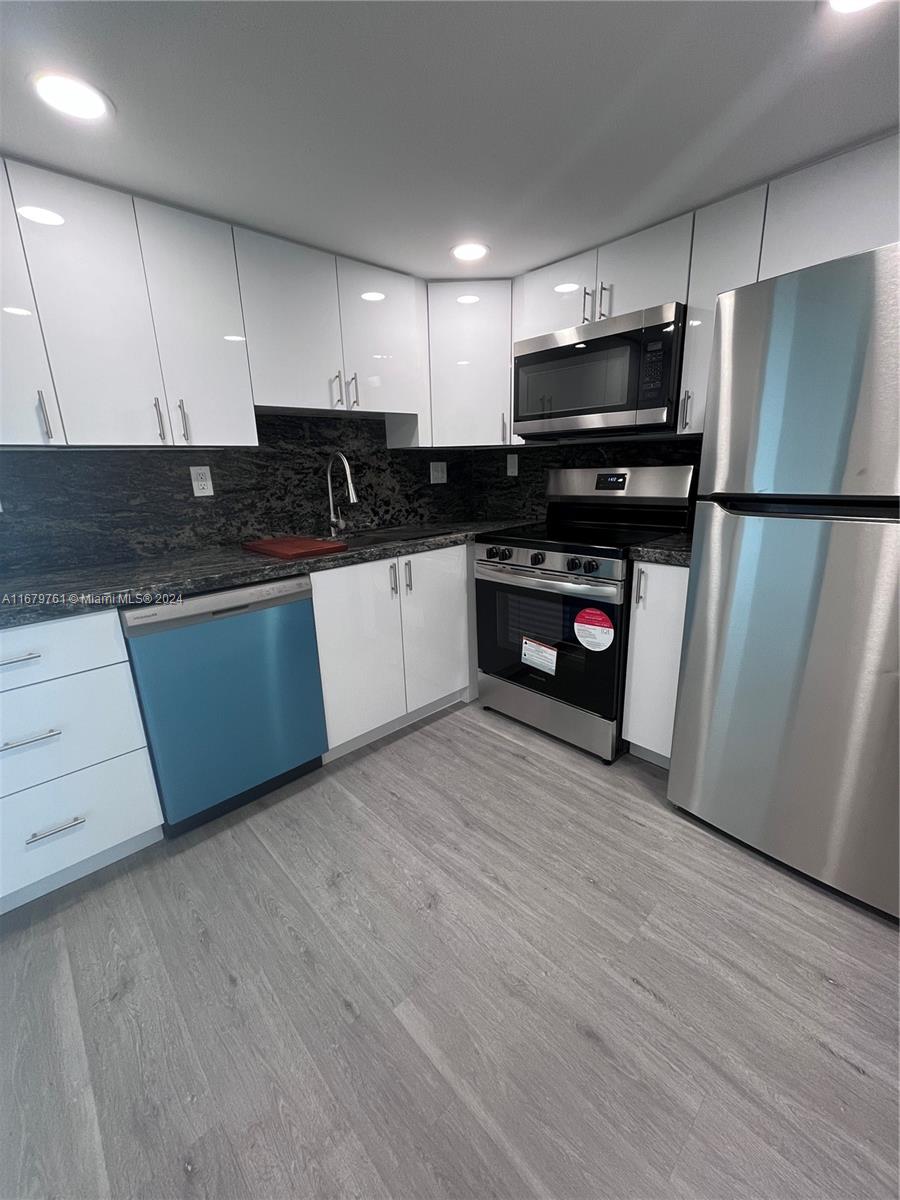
[595,472,627,491]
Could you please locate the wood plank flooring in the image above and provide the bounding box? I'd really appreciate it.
[2,702,897,1200]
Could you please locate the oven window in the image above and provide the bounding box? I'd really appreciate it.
[516,338,640,422]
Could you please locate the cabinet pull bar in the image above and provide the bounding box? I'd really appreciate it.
[404,560,413,592]
[26,815,85,845]
[634,567,646,606]
[332,371,345,406]
[680,389,693,430]
[153,397,166,442]
[347,373,360,408]
[1,728,62,753]
[597,281,611,320]
[37,390,54,440]
[501,411,508,443]
[389,562,399,595]
[581,287,593,325]
[177,398,191,442]
[0,651,41,667]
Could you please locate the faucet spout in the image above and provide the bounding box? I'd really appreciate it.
[327,451,358,538]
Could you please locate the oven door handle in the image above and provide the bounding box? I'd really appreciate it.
[475,562,624,604]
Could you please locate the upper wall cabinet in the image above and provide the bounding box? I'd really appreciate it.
[1,164,64,445]
[430,280,511,447]
[6,161,170,446]
[134,200,257,447]
[760,135,899,280]
[594,213,694,318]
[336,258,430,422]
[234,227,345,413]
[679,186,766,435]
[512,249,597,343]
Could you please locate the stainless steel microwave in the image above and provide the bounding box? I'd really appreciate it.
[513,302,685,438]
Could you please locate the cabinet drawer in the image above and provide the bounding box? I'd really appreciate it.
[0,749,162,898]
[0,612,126,693]
[0,662,146,797]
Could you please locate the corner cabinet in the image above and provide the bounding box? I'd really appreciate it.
[511,249,598,343]
[134,199,257,447]
[622,562,689,761]
[429,280,511,447]
[311,544,470,752]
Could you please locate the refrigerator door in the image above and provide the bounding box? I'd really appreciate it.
[700,243,898,499]
[669,501,899,915]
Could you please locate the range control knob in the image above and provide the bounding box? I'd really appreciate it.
[485,546,500,559]
[566,557,582,571]
[530,552,545,566]
[582,559,599,574]
[498,547,513,561]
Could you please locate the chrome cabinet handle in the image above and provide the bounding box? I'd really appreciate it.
[680,389,693,431]
[597,281,611,320]
[177,398,191,443]
[634,567,646,606]
[581,287,593,324]
[1,728,62,753]
[346,373,360,408]
[0,651,41,667]
[331,371,345,406]
[26,815,85,846]
[389,562,399,595]
[501,411,507,443]
[404,560,413,592]
[153,397,166,442]
[37,389,54,440]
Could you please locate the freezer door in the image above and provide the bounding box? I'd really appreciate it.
[668,501,899,915]
[700,243,899,498]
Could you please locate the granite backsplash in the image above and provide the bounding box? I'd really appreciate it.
[0,411,701,575]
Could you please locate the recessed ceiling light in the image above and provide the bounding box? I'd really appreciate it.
[829,0,882,11]
[451,243,489,262]
[16,205,65,226]
[554,283,580,294]
[32,72,111,120]
[456,295,480,304]
[361,291,385,302]
[3,306,32,316]
[223,334,246,342]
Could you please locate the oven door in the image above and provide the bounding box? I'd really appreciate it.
[475,563,627,720]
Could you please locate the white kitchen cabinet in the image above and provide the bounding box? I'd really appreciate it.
[311,556,408,748]
[135,200,257,446]
[595,214,694,318]
[399,545,469,711]
[759,135,899,281]
[512,249,598,343]
[336,258,430,426]
[680,187,767,435]
[429,281,511,446]
[622,562,689,760]
[1,164,64,445]
[234,226,346,413]
[0,610,126,693]
[5,160,170,445]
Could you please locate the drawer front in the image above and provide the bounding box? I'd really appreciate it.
[0,663,146,797]
[1,749,163,898]
[0,611,126,693]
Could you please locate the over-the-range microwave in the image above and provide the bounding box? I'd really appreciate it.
[513,302,685,439]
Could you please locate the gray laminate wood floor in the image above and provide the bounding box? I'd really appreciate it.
[2,703,897,1200]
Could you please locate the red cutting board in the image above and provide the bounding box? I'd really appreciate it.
[242,536,348,560]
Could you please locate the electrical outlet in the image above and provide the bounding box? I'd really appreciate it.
[506,454,518,477]
[190,466,214,497]
[430,461,447,484]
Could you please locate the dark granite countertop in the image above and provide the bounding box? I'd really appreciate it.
[1,520,693,630]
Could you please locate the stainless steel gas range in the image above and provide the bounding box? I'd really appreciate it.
[474,464,694,761]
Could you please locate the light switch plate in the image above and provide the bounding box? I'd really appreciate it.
[506,454,518,477]
[430,461,447,484]
[190,466,214,497]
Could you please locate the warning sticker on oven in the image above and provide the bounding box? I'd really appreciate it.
[573,607,614,651]
[521,636,558,675]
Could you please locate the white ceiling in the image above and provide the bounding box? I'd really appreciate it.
[1,2,897,278]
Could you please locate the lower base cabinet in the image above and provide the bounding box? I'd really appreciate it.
[312,544,470,749]
[622,562,690,759]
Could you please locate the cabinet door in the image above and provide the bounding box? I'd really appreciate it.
[622,563,689,759]
[6,161,169,445]
[680,187,766,435]
[759,135,899,281]
[595,214,693,318]
[399,544,470,712]
[429,281,511,447]
[234,227,345,412]
[336,258,430,417]
[511,249,597,342]
[311,557,407,749]
[135,199,257,447]
[1,164,64,445]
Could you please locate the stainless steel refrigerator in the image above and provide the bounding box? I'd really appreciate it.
[668,243,899,916]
